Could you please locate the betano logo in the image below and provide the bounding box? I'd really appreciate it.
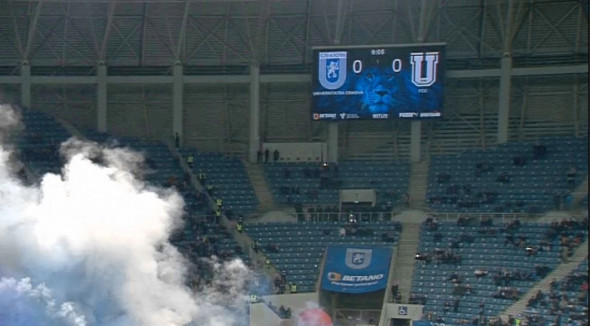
[327,272,384,283]
[342,274,384,282]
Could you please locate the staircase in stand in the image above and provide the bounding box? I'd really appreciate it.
[243,161,276,212]
[391,213,424,304]
[408,160,430,210]
[501,237,589,318]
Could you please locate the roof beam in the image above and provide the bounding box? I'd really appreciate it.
[175,0,191,61]
[100,1,117,62]
[24,1,43,61]
[12,0,260,2]
[333,0,348,45]
[252,0,271,63]
[140,3,149,65]
[0,64,585,85]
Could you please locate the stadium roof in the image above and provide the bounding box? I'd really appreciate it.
[0,0,587,73]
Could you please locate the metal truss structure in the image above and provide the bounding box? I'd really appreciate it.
[0,0,587,69]
[0,0,587,159]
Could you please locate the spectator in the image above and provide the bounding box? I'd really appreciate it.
[534,265,550,278]
[474,268,488,279]
[513,156,526,166]
[460,232,475,244]
[265,243,279,253]
[554,192,563,210]
[252,240,260,253]
[339,227,346,238]
[448,271,460,282]
[457,215,470,226]
[257,149,262,163]
[425,214,439,231]
[444,300,451,314]
[174,132,180,148]
[187,153,195,169]
[496,172,510,183]
[494,286,519,299]
[566,166,577,189]
[480,215,493,227]
[532,141,546,160]
[564,193,574,210]
[264,148,269,163]
[479,301,485,314]
[197,169,206,184]
[476,162,493,176]
[391,283,399,299]
[437,172,451,183]
[433,232,443,242]
[273,149,280,163]
[525,246,537,256]
[382,231,395,243]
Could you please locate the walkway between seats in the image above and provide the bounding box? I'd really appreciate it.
[243,161,277,212]
[391,210,428,303]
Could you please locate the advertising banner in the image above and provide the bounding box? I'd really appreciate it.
[321,245,393,294]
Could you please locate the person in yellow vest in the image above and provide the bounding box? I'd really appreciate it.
[214,208,222,224]
[186,153,195,169]
[265,257,270,267]
[215,198,223,210]
[236,221,243,233]
[205,184,215,196]
[290,282,297,294]
[249,294,258,303]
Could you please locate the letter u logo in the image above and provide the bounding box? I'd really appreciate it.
[410,52,439,87]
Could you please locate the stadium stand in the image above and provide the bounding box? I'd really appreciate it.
[411,217,588,326]
[179,148,259,216]
[427,137,589,213]
[244,220,402,293]
[16,109,71,176]
[263,160,410,208]
[81,130,250,283]
[523,259,588,326]
[12,107,589,326]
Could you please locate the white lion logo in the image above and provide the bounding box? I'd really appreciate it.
[327,61,339,79]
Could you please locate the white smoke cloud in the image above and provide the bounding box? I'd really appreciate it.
[0,104,252,326]
[0,277,87,326]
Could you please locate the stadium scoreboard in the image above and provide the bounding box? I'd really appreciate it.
[311,43,446,121]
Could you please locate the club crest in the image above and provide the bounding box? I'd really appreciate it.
[318,51,347,90]
[345,248,372,269]
[410,51,439,87]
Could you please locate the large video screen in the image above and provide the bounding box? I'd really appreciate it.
[311,43,445,120]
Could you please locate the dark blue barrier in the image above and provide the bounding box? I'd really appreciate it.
[321,245,392,294]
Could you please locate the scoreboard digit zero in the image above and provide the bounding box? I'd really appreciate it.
[311,43,446,121]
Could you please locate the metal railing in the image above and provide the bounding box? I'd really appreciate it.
[191,210,587,226]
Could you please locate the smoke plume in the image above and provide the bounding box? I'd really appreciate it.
[0,104,251,326]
